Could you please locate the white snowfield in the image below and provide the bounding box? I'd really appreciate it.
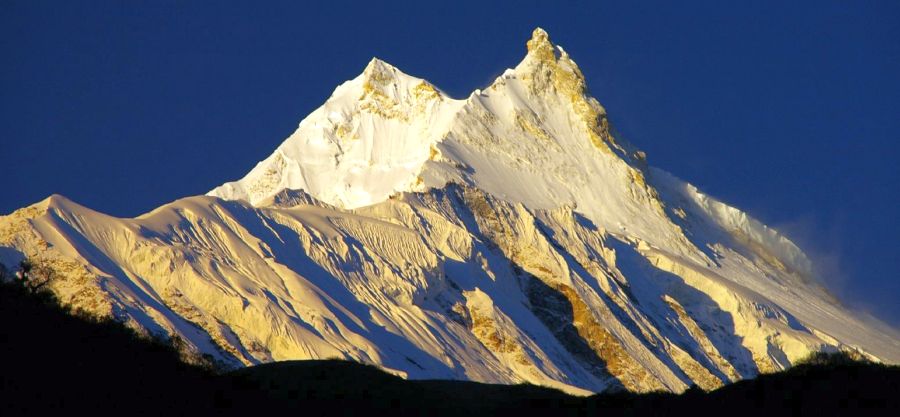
[2,28,898,395]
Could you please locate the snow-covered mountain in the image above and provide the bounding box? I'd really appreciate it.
[2,28,897,395]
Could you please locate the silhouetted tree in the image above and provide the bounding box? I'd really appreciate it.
[13,257,54,293]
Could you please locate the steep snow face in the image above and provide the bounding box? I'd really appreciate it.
[3,28,899,395]
[209,58,464,208]
[420,29,695,261]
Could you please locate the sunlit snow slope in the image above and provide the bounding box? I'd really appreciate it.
[2,29,898,395]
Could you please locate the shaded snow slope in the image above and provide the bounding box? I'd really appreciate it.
[2,28,897,394]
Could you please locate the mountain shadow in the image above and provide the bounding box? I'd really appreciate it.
[518,266,624,390]
[608,236,762,379]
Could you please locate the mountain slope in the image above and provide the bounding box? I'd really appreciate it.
[208,58,464,208]
[5,281,895,416]
[1,28,898,395]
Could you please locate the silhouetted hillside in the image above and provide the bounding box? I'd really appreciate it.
[0,281,897,416]
[0,281,221,414]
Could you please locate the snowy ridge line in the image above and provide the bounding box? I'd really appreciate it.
[2,181,897,395]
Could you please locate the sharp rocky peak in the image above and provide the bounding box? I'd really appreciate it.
[526,27,557,61]
[516,27,587,87]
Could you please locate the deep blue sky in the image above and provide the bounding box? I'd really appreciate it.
[2,1,898,326]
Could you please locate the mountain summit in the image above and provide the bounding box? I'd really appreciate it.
[2,28,898,395]
[207,51,461,209]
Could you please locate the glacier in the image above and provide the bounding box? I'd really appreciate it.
[2,28,898,395]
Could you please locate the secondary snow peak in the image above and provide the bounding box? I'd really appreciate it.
[364,56,394,72]
[362,57,406,93]
[208,51,465,209]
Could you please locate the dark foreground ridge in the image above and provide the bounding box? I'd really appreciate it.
[1,281,897,416]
